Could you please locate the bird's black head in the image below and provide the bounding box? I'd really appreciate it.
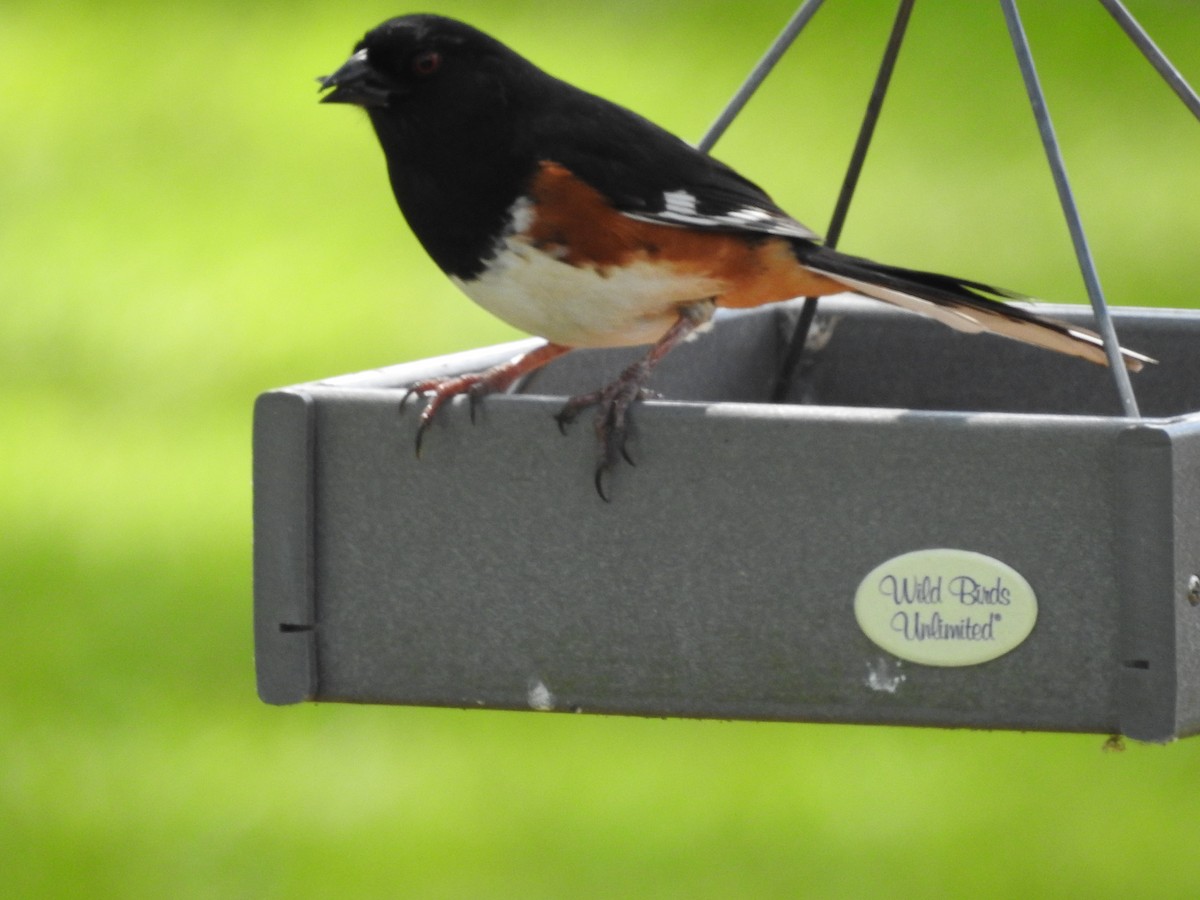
[318,15,532,124]
[317,15,556,278]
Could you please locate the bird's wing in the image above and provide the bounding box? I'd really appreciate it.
[528,86,822,242]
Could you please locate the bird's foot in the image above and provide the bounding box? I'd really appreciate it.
[402,342,571,456]
[553,303,714,499]
[402,371,496,457]
[555,359,657,501]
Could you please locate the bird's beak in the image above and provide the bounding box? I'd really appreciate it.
[317,48,392,107]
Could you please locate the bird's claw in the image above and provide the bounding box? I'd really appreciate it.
[400,343,572,458]
[401,372,494,458]
[556,363,655,501]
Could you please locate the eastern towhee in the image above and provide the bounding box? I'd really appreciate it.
[319,14,1151,497]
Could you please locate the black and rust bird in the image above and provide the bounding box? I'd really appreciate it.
[318,14,1150,495]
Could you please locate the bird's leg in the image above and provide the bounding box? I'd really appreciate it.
[555,301,715,500]
[403,341,571,456]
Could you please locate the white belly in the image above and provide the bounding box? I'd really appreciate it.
[452,235,723,348]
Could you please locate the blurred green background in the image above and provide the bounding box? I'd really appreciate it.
[4,0,1200,896]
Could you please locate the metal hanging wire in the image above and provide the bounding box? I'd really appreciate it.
[771,0,915,402]
[1000,0,1140,416]
[1099,0,1200,122]
[697,0,827,153]
[697,0,1199,417]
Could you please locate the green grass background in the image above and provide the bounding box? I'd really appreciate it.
[4,0,1200,896]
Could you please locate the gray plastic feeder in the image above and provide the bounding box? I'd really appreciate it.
[253,299,1200,743]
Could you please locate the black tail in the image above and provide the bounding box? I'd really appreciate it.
[793,243,1153,372]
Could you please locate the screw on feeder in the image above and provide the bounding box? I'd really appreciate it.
[1188,575,1200,607]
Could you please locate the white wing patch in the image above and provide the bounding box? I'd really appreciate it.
[625,189,820,241]
[664,189,699,216]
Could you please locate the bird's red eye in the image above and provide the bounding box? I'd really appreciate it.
[411,50,442,77]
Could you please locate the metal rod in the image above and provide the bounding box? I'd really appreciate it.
[772,0,917,402]
[697,0,827,153]
[1098,0,1200,123]
[1000,0,1140,418]
[823,0,916,249]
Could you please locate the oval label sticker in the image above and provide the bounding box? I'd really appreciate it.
[854,549,1037,667]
